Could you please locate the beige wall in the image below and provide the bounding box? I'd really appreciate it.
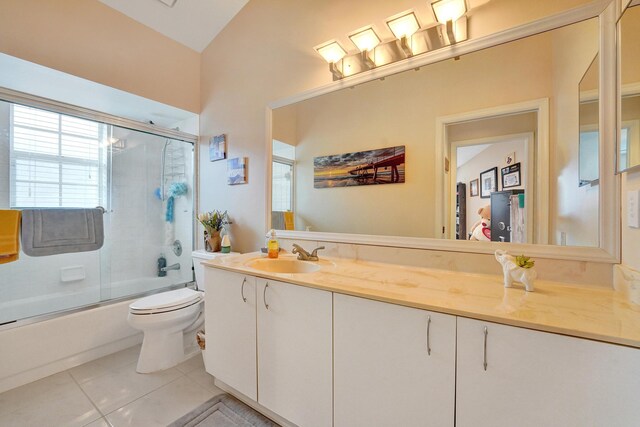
[0,0,200,113]
[199,0,598,254]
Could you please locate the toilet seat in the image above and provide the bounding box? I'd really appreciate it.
[129,288,203,315]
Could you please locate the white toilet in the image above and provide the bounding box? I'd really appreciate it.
[127,250,229,373]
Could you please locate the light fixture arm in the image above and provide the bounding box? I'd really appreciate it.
[445,20,456,44]
[361,50,376,69]
[329,62,344,80]
[398,35,414,57]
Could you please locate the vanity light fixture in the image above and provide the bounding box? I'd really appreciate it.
[314,40,348,79]
[314,4,470,80]
[386,11,421,57]
[348,26,381,68]
[431,0,467,44]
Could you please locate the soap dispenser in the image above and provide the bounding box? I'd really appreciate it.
[267,229,279,259]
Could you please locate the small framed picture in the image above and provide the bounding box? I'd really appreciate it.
[469,179,479,197]
[505,152,516,165]
[501,162,521,189]
[209,134,226,162]
[227,157,247,185]
[480,167,498,199]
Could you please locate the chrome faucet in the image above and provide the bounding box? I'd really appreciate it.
[291,244,325,261]
[161,263,181,272]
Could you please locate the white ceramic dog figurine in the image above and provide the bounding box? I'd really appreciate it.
[494,250,536,292]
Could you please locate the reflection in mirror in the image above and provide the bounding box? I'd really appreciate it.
[579,54,599,187]
[448,115,535,243]
[271,18,600,247]
[619,3,640,172]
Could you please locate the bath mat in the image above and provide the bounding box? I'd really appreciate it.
[168,393,277,427]
[21,208,104,256]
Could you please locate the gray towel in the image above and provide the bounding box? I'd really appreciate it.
[21,208,104,257]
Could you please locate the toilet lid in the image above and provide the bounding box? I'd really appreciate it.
[129,288,203,314]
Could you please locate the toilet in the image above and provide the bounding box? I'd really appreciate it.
[127,250,232,373]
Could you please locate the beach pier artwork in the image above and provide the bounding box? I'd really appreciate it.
[314,145,405,189]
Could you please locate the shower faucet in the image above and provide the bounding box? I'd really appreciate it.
[160,263,181,272]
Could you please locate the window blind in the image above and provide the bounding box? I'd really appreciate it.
[10,104,107,208]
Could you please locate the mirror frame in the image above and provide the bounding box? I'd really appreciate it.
[265,0,620,263]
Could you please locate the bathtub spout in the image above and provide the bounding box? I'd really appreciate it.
[160,263,181,272]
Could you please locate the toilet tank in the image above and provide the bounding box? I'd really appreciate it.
[191,250,239,292]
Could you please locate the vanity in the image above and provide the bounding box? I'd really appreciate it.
[203,253,640,427]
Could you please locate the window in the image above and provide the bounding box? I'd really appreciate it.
[272,140,295,212]
[10,104,107,208]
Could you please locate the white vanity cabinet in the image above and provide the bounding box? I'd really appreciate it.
[204,268,257,400]
[333,294,456,427]
[256,278,333,427]
[456,317,640,427]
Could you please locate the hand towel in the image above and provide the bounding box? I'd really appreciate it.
[283,211,295,230]
[0,210,21,264]
[21,208,104,256]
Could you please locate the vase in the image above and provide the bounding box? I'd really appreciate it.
[205,229,222,252]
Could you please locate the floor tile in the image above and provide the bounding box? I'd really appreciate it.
[0,372,77,415]
[106,376,216,427]
[175,352,205,374]
[84,417,112,427]
[185,365,225,395]
[0,373,101,427]
[70,345,142,384]
[79,361,182,414]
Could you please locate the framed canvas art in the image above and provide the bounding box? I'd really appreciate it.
[480,167,498,198]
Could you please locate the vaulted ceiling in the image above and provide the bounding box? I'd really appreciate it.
[99,0,249,52]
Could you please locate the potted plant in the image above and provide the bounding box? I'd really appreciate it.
[197,210,231,252]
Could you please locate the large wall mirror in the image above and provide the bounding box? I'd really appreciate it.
[268,3,620,262]
[618,1,640,173]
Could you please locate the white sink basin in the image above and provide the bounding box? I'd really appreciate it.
[246,258,322,274]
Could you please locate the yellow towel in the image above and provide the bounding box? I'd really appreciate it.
[283,211,295,231]
[0,210,20,264]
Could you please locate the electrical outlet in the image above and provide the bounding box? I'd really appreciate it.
[628,190,640,228]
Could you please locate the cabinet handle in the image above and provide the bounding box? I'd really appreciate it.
[426,315,432,356]
[263,283,270,310]
[483,326,488,371]
[241,278,247,303]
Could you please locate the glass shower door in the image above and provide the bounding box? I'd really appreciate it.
[101,126,194,301]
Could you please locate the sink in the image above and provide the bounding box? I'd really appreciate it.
[246,258,322,274]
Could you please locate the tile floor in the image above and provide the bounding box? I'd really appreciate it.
[0,345,225,426]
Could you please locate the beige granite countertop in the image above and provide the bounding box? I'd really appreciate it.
[204,252,640,349]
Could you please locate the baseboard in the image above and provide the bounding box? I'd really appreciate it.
[0,333,142,394]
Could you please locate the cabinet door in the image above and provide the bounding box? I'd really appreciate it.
[334,294,456,427]
[204,268,257,400]
[257,279,332,427]
[457,317,640,427]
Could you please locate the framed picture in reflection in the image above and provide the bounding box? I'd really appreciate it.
[501,163,521,189]
[469,179,479,197]
[480,167,498,198]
